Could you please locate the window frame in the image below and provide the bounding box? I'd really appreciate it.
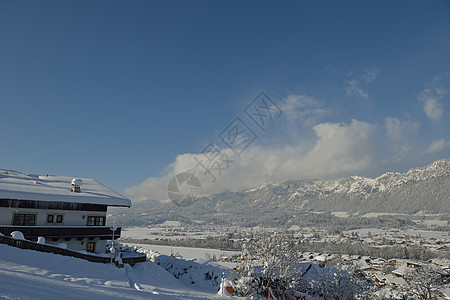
[47,214,64,224]
[86,241,96,253]
[13,213,37,226]
[47,214,54,223]
[86,216,106,226]
[56,214,63,224]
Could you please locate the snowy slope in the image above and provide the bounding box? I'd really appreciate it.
[0,244,225,299]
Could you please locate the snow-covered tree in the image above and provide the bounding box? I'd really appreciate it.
[236,232,375,299]
[309,260,372,299]
[236,230,304,298]
[403,265,443,300]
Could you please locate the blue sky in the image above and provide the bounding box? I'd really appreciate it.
[1,1,449,201]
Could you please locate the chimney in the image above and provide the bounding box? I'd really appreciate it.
[71,178,82,193]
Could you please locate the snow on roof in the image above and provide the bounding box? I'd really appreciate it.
[315,255,327,262]
[384,274,407,286]
[0,169,131,207]
[392,265,409,276]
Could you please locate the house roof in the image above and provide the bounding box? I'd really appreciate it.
[392,265,409,276]
[430,258,450,268]
[0,169,131,207]
[384,274,407,286]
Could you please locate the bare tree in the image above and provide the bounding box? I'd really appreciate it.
[403,265,443,300]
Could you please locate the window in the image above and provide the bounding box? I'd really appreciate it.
[47,214,63,224]
[13,213,36,226]
[56,215,63,223]
[86,241,96,253]
[47,214,54,223]
[87,216,105,226]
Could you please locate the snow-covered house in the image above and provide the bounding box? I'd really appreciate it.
[428,258,450,273]
[0,169,131,254]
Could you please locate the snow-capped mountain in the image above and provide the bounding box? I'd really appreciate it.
[282,158,450,201]
[113,159,450,227]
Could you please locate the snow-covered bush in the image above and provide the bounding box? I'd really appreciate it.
[37,236,45,244]
[11,231,24,240]
[115,254,124,268]
[155,255,227,289]
[57,243,67,249]
[106,241,138,254]
[137,246,231,291]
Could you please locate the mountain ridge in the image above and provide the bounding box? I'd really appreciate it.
[111,159,450,227]
[243,158,450,198]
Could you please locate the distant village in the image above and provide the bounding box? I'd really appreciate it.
[121,221,450,298]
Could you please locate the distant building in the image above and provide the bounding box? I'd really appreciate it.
[0,169,131,254]
[429,258,450,273]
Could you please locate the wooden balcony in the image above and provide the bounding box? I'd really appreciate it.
[0,226,121,240]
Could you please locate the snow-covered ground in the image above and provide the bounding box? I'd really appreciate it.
[130,243,238,260]
[129,243,240,271]
[0,244,229,299]
[121,225,218,240]
[346,227,449,240]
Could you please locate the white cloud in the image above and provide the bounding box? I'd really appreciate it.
[359,68,379,82]
[424,98,443,121]
[420,87,446,121]
[124,175,172,202]
[391,144,411,163]
[279,94,331,125]
[424,138,450,154]
[345,68,379,99]
[384,117,420,139]
[125,119,376,202]
[296,119,375,177]
[345,80,368,99]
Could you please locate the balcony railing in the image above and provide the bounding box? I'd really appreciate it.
[0,235,146,265]
[0,226,121,240]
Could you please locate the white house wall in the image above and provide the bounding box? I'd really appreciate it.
[44,237,107,254]
[0,208,10,225]
[0,207,106,226]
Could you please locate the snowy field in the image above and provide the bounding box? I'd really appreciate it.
[120,225,218,240]
[346,227,449,240]
[128,243,240,269]
[129,243,238,260]
[0,244,229,299]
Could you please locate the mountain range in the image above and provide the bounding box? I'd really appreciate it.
[111,159,450,228]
